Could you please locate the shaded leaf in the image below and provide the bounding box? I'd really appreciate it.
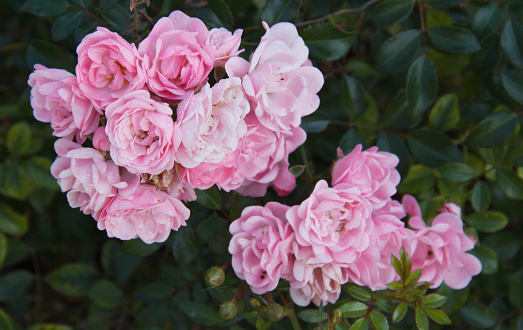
[429,93,460,132]
[195,186,222,210]
[301,23,357,61]
[6,122,31,157]
[297,309,323,323]
[45,263,99,297]
[0,270,33,302]
[341,75,367,119]
[343,283,371,301]
[88,280,123,309]
[468,245,498,275]
[372,0,415,26]
[194,0,233,29]
[181,301,222,326]
[340,301,368,318]
[21,0,68,17]
[339,129,368,154]
[0,308,13,330]
[471,181,491,212]
[500,20,523,68]
[407,56,438,120]
[408,129,462,167]
[393,302,408,323]
[428,25,481,54]
[0,233,6,268]
[502,70,523,104]
[460,303,498,328]
[172,226,198,264]
[466,211,508,233]
[122,239,162,257]
[349,317,369,330]
[376,29,421,73]
[471,4,503,41]
[439,163,474,182]
[496,168,523,200]
[52,10,83,40]
[466,110,518,147]
[0,204,28,236]
[377,132,411,178]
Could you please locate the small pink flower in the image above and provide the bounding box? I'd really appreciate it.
[105,90,180,175]
[93,126,111,151]
[404,195,482,289]
[138,15,213,102]
[76,27,145,109]
[441,202,461,217]
[98,184,190,243]
[332,145,401,209]
[28,64,99,142]
[229,202,295,294]
[207,28,243,67]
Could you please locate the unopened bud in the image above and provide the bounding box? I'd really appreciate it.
[250,298,262,309]
[205,266,225,287]
[220,301,238,320]
[332,308,343,327]
[266,303,284,322]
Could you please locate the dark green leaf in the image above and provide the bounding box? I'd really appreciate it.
[341,75,367,119]
[428,25,481,54]
[181,301,222,326]
[408,129,462,167]
[196,215,227,240]
[376,299,396,313]
[297,309,323,323]
[121,239,162,257]
[135,282,174,302]
[398,165,436,194]
[45,263,99,297]
[500,20,523,69]
[466,211,508,233]
[471,4,503,41]
[88,280,123,309]
[377,29,421,73]
[423,294,448,309]
[101,240,141,286]
[429,93,460,132]
[260,0,296,25]
[301,23,357,61]
[0,308,13,330]
[301,118,329,133]
[509,271,523,307]
[372,0,415,26]
[471,181,491,212]
[425,309,451,325]
[194,0,233,29]
[51,10,83,41]
[343,283,371,301]
[377,132,411,177]
[391,303,407,324]
[387,281,404,290]
[370,310,389,330]
[340,301,368,318]
[439,163,474,182]
[502,70,523,104]
[405,269,422,287]
[0,270,33,302]
[391,255,402,279]
[468,245,498,275]
[349,317,369,330]
[440,284,469,315]
[29,40,76,72]
[415,307,429,330]
[466,111,518,147]
[425,0,464,9]
[407,56,438,120]
[0,204,28,236]
[27,157,59,191]
[496,168,523,200]
[6,121,31,156]
[0,233,6,268]
[460,303,498,328]
[195,186,222,210]
[21,0,68,17]
[172,226,198,264]
[483,232,520,261]
[339,130,368,154]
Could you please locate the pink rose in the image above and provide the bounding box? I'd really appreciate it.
[141,164,196,202]
[229,202,295,294]
[440,202,461,217]
[207,28,243,67]
[403,195,482,289]
[138,15,213,102]
[50,138,137,219]
[167,10,209,44]
[76,27,145,109]
[93,126,111,151]
[332,145,401,209]
[98,184,190,243]
[105,90,180,175]
[286,180,374,264]
[175,77,249,168]
[28,64,99,142]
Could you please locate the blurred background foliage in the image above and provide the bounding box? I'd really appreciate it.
[1,0,523,328]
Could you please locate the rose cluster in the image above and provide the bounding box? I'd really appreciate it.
[229,145,482,306]
[28,11,323,243]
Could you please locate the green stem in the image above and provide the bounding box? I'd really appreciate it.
[288,309,302,330]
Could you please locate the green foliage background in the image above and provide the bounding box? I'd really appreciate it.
[1,0,523,328]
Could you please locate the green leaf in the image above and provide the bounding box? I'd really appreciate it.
[172,226,198,264]
[398,165,436,194]
[439,163,474,182]
[340,301,368,318]
[28,40,76,72]
[387,281,403,290]
[483,232,520,261]
[401,247,412,277]
[181,301,222,326]
[429,93,460,132]
[471,4,503,41]
[343,283,371,301]
[88,280,123,309]
[405,269,422,287]
[422,294,448,309]
[339,130,368,154]
[425,309,451,325]
[468,245,498,275]
[45,263,99,297]
[0,233,6,268]
[500,20,523,69]
[372,0,415,26]
[27,157,59,191]
[509,271,523,307]
[301,118,329,133]
[502,70,523,105]
[496,168,523,200]
[6,121,31,157]
[460,303,498,328]
[466,111,518,147]
[428,25,481,54]
[471,181,491,212]
[0,270,33,302]
[370,310,389,330]
[28,324,73,330]
[300,23,357,61]
[415,307,428,330]
[260,0,296,25]
[391,255,402,279]
[349,318,369,330]
[408,129,462,167]
[407,56,438,120]
[341,75,367,119]
[377,132,411,177]
[0,308,13,330]
[21,0,69,17]
[425,0,464,9]
[194,0,233,29]
[393,302,408,323]
[51,10,83,41]
[297,309,323,323]
[0,204,28,236]
[196,215,227,240]
[195,186,222,210]
[376,29,421,73]
[466,211,508,233]
[121,239,162,257]
[101,240,141,286]
[135,282,174,302]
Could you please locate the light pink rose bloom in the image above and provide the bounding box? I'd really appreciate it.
[229,202,295,294]
[50,138,137,219]
[207,28,243,67]
[98,184,190,243]
[105,90,180,175]
[289,263,348,307]
[175,77,249,168]
[403,195,482,289]
[138,14,213,102]
[286,180,374,265]
[440,202,461,217]
[76,27,145,109]
[28,64,99,142]
[373,198,406,219]
[141,164,196,202]
[332,145,401,209]
[93,126,111,151]
[226,22,323,131]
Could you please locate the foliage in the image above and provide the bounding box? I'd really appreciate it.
[1,0,523,328]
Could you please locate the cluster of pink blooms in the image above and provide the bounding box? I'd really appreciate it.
[229,145,482,306]
[28,11,323,243]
